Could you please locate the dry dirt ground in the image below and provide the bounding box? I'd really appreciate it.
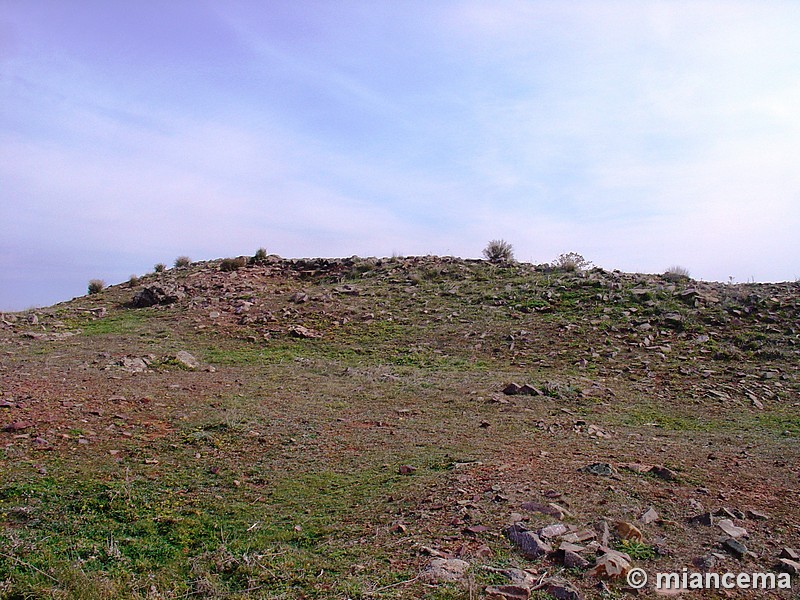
[1,256,798,599]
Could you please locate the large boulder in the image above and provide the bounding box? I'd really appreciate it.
[132,286,184,308]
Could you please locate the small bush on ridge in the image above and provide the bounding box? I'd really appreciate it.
[220,257,248,272]
[87,279,105,295]
[154,263,166,273]
[174,256,192,268]
[483,239,515,264]
[252,248,269,264]
[128,274,140,287]
[553,252,591,271]
[664,265,691,282]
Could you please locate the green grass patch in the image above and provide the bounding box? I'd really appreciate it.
[614,405,714,432]
[752,413,800,437]
[79,311,153,336]
[0,452,429,598]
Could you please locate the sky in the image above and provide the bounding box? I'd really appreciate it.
[2,1,800,311]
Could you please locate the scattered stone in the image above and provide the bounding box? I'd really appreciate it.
[464,525,488,535]
[391,522,407,534]
[172,350,200,370]
[745,509,769,521]
[504,522,553,559]
[502,382,544,396]
[116,356,150,372]
[601,520,611,546]
[580,462,616,477]
[540,577,584,600]
[561,530,596,544]
[132,285,183,307]
[398,465,417,475]
[485,585,531,600]
[563,549,590,570]
[613,521,643,541]
[333,285,359,295]
[590,550,631,579]
[692,555,717,571]
[559,541,586,553]
[289,292,309,303]
[714,507,742,520]
[717,519,747,539]
[721,538,748,558]
[421,558,470,583]
[288,325,322,339]
[689,512,714,526]
[538,523,569,539]
[521,501,568,520]
[518,383,542,396]
[3,421,34,432]
[649,465,678,481]
[639,506,660,524]
[777,559,800,576]
[495,568,538,587]
[618,462,653,474]
[780,548,799,560]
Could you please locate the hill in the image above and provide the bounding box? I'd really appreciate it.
[1,255,798,598]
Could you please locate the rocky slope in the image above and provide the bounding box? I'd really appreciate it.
[1,255,798,599]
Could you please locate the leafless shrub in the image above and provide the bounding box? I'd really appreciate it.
[483,239,515,264]
[664,265,691,282]
[220,257,247,272]
[87,279,105,295]
[553,252,591,271]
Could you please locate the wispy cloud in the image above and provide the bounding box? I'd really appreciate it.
[2,1,800,309]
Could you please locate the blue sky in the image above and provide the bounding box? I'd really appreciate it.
[2,1,800,310]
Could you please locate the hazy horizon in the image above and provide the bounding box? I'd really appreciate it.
[3,1,800,311]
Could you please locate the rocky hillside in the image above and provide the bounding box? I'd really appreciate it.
[1,255,798,599]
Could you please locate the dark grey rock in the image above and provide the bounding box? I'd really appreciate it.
[504,522,552,559]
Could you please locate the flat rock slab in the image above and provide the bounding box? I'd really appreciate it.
[421,558,470,583]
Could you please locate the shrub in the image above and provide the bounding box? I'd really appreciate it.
[154,263,166,273]
[252,247,269,264]
[219,257,248,272]
[174,256,192,268]
[553,252,591,271]
[483,239,515,264]
[128,274,140,287]
[87,279,105,295]
[664,265,691,282]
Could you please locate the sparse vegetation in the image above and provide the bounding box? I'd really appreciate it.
[482,239,515,264]
[219,257,248,272]
[251,247,269,264]
[553,251,591,271]
[664,265,691,282]
[128,274,140,287]
[87,279,105,295]
[154,263,166,273]
[174,256,192,268]
[615,539,657,560]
